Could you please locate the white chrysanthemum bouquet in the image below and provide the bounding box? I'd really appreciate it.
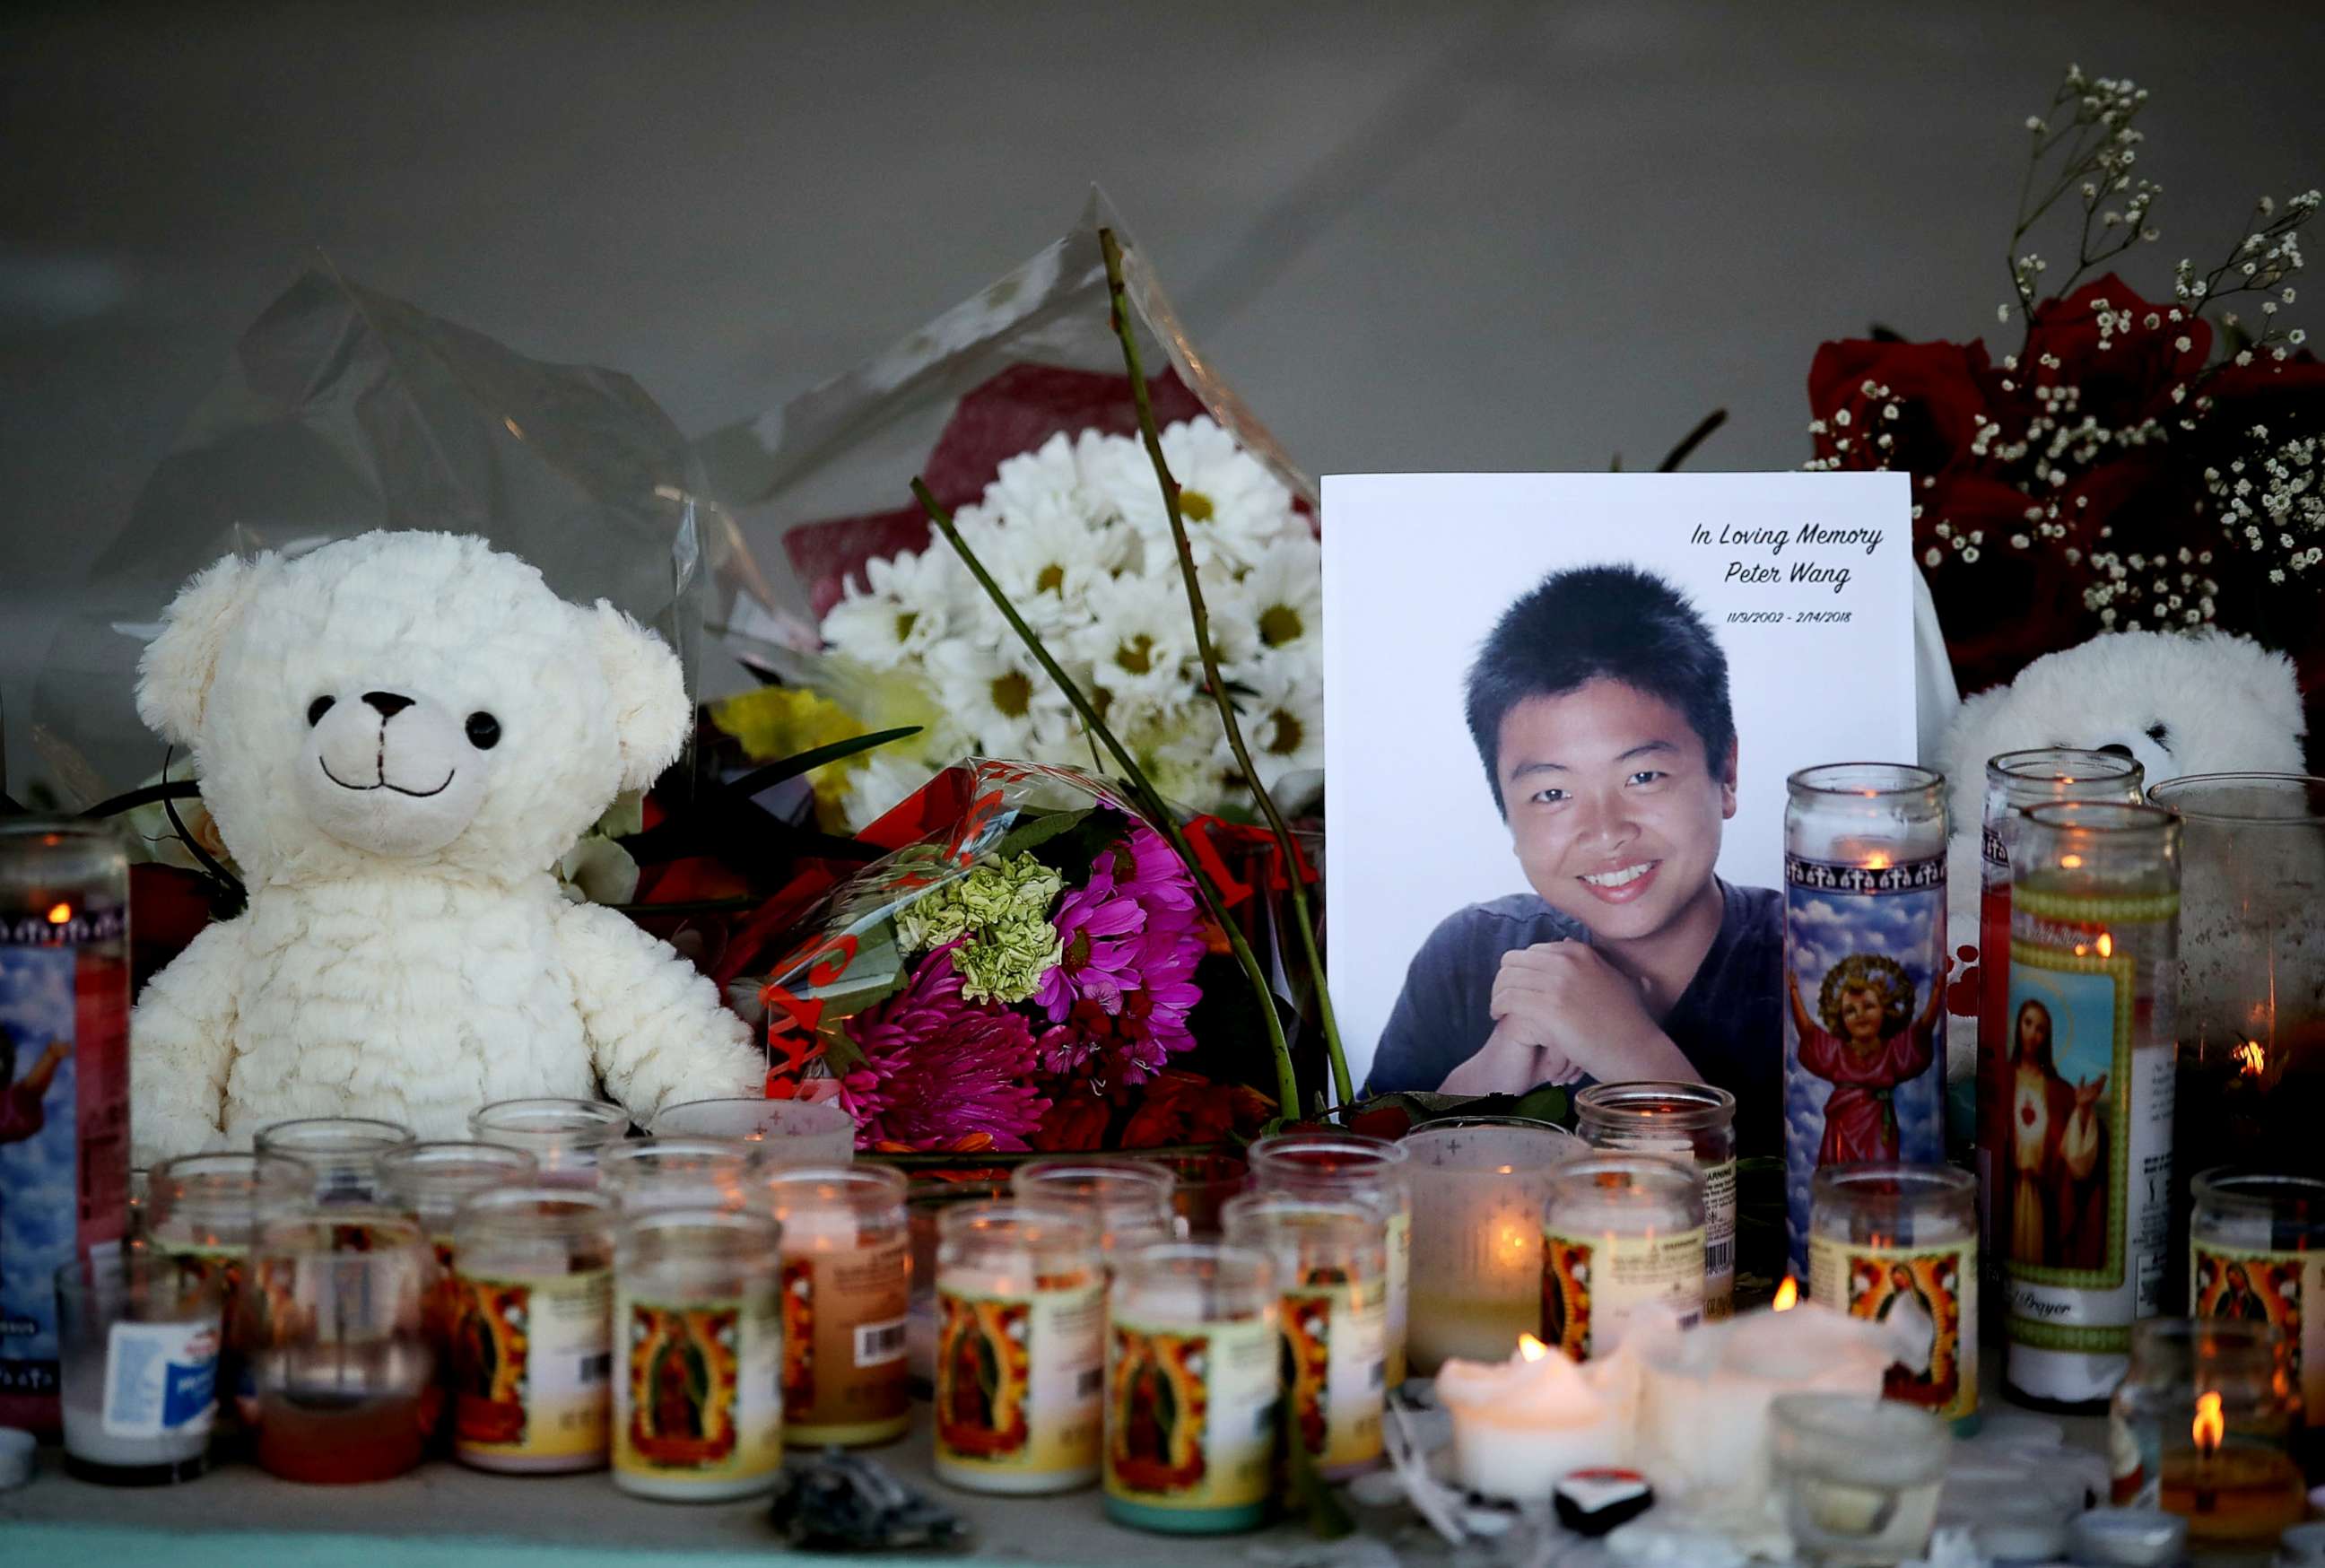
[817,416,1321,830]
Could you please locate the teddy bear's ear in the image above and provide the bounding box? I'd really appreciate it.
[588,600,690,791]
[136,553,261,745]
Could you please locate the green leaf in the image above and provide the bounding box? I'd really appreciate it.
[994,806,1093,861]
[720,727,922,799]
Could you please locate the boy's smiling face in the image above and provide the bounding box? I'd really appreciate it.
[1496,677,1737,943]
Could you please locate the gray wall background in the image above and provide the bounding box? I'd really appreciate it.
[4,1,2319,797]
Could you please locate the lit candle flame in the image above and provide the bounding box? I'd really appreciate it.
[2193,1390,2224,1455]
[1773,1277,1799,1311]
[2096,933,2113,958]
[46,902,71,925]
[1864,853,1892,871]
[2060,853,2085,869]
[2234,1040,2268,1077]
[1517,1334,1549,1363]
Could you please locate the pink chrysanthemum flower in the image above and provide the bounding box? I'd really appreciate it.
[1105,824,1201,926]
[839,942,1049,1151]
[1032,867,1148,1019]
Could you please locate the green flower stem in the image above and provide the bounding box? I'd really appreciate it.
[913,478,1302,1116]
[1096,228,1353,1110]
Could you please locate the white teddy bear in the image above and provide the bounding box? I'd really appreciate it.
[128,531,764,1163]
[1934,627,2307,1079]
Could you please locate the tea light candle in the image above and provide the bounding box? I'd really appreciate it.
[2155,1391,2307,1546]
[1434,1335,1621,1503]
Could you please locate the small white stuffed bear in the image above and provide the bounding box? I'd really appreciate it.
[1935,628,2307,1076]
[129,531,763,1163]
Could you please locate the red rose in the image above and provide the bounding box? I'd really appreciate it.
[1809,337,1995,478]
[2015,274,2209,433]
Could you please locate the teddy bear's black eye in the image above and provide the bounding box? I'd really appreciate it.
[306,695,335,727]
[466,711,501,751]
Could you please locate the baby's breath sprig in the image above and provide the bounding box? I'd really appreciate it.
[2005,65,2158,318]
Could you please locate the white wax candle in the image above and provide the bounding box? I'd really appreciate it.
[1434,1339,1623,1503]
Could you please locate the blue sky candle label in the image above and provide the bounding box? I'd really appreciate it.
[1783,854,1947,1279]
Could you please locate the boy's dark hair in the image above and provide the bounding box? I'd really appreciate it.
[1464,563,1735,810]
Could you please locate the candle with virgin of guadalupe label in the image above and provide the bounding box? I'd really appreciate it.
[2002,802,2180,1410]
[1223,1190,1389,1479]
[1808,1163,1978,1429]
[1540,1154,1706,1360]
[1783,764,1951,1282]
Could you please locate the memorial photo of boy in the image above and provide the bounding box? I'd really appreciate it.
[1364,564,1783,1154]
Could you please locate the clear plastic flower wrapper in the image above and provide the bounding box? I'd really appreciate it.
[727,756,1285,1156]
[35,266,775,797]
[690,188,1322,836]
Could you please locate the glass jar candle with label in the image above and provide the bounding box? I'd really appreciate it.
[762,1164,911,1448]
[1222,1191,1387,1479]
[469,1098,630,1188]
[1577,1084,1738,1320]
[0,817,132,1435]
[1808,1163,1979,1429]
[653,1097,857,1167]
[613,1207,787,1502]
[1782,763,1952,1284]
[55,1247,223,1484]
[1977,751,2145,1303]
[253,1117,416,1206]
[1248,1133,1413,1387]
[1400,1118,1587,1371]
[597,1137,755,1215]
[2108,1317,2305,1546]
[933,1201,1104,1495]
[449,1187,616,1474]
[2002,801,2181,1409]
[2190,1172,2324,1450]
[1011,1158,1179,1264]
[1104,1241,1279,1534]
[1539,1154,1705,1361]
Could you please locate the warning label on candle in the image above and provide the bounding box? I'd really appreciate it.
[1105,1316,1276,1516]
[1541,1226,1706,1361]
[1809,1237,1977,1422]
[780,1237,910,1443]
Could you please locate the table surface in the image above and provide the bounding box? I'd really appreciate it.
[0,1370,2125,1568]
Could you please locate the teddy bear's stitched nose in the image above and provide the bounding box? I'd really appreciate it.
[362,691,415,719]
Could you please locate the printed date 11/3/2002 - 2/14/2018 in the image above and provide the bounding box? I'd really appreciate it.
[1728,609,1854,624]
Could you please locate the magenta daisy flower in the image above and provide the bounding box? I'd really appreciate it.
[838,942,1049,1151]
[1032,867,1148,1020]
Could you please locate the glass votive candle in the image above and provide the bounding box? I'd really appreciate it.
[761,1164,912,1448]
[253,1117,416,1205]
[1808,1163,1978,1429]
[933,1201,1104,1495]
[2190,1171,2324,1437]
[468,1097,630,1188]
[1222,1191,1388,1479]
[1770,1392,1952,1566]
[140,1151,311,1436]
[240,1210,437,1484]
[613,1206,787,1502]
[448,1186,616,1474]
[1154,1152,1251,1238]
[2109,1317,2306,1546]
[1103,1241,1278,1534]
[652,1096,857,1166]
[1248,1132,1413,1386]
[1576,1082,1738,1320]
[1540,1153,1706,1360]
[1011,1158,1180,1262]
[1402,1117,1588,1372]
[597,1137,756,1215]
[55,1247,223,1485]
[379,1142,540,1271]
